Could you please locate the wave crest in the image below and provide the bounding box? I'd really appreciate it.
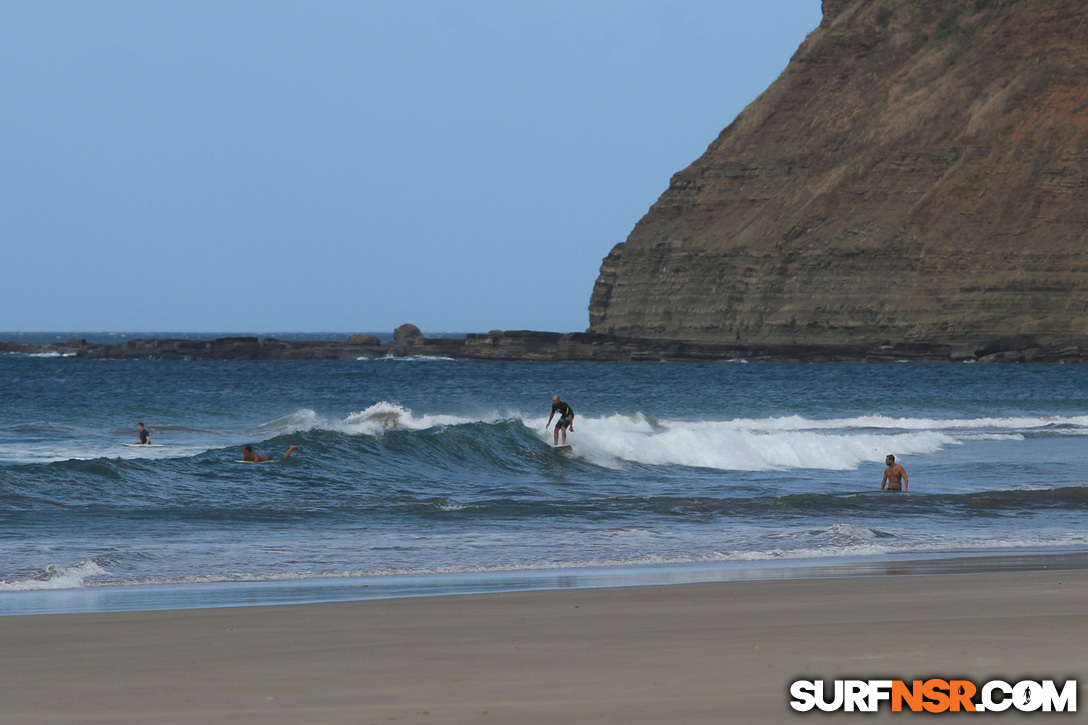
[564,413,956,471]
[260,402,499,437]
[0,560,107,591]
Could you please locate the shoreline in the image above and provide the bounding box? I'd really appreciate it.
[4,548,1086,617]
[2,568,1083,723]
[4,330,1088,362]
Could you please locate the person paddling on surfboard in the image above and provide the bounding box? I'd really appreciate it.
[546,395,574,446]
[135,422,151,445]
[243,444,299,462]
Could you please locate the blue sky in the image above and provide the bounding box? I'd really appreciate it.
[1,1,821,334]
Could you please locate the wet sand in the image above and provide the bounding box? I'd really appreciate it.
[1,570,1084,724]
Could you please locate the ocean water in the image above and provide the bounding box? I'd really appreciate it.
[2,347,1086,614]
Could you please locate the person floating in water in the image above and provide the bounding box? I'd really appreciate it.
[881,454,908,492]
[243,444,299,462]
[546,395,574,446]
[135,422,151,445]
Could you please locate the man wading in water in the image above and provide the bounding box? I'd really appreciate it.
[881,454,908,492]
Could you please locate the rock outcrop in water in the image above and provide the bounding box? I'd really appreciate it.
[588,0,1088,346]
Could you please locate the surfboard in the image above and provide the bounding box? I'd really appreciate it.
[123,443,166,447]
[235,459,276,464]
[554,444,572,451]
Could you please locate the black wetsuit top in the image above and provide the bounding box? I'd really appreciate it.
[139,428,150,444]
[551,401,573,423]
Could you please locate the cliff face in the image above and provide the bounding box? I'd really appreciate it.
[588,0,1088,345]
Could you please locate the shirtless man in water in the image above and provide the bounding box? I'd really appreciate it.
[243,444,298,462]
[881,454,908,492]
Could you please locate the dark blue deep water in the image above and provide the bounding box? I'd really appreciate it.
[2,347,1086,612]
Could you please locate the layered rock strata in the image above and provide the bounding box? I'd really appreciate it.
[588,0,1088,345]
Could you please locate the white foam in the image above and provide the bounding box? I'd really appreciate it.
[0,560,107,591]
[535,411,1088,472]
[263,402,499,437]
[956,433,1026,441]
[340,401,479,433]
[718,413,1088,432]
[547,412,954,471]
[373,355,458,362]
[79,531,1088,587]
[0,440,210,465]
[1,351,76,358]
[820,522,893,542]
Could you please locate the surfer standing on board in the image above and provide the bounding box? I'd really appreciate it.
[135,422,151,445]
[546,395,574,446]
[243,444,299,462]
[881,454,908,492]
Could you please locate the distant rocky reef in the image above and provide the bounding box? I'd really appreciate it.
[4,325,1087,363]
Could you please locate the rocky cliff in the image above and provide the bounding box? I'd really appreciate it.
[588,0,1088,345]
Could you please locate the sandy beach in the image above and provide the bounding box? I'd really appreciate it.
[1,570,1083,724]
